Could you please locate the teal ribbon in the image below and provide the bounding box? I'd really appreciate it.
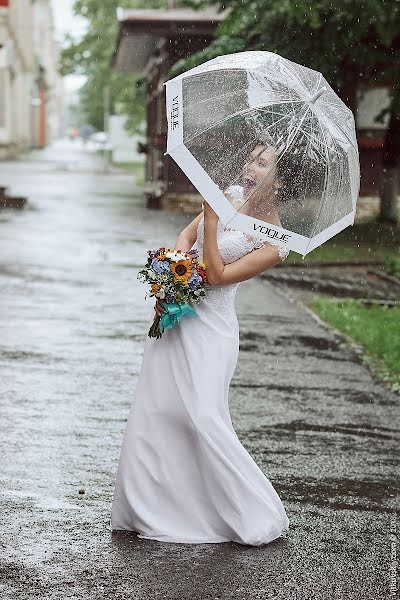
[159,302,198,333]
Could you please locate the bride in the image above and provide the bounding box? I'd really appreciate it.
[111,143,291,545]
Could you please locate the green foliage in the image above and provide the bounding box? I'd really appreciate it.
[176,0,400,117]
[384,255,400,278]
[60,0,165,132]
[62,0,400,129]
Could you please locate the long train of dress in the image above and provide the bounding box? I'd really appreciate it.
[110,218,290,545]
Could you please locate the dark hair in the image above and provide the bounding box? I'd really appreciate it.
[252,138,318,206]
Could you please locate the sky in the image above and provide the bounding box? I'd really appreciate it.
[51,0,87,93]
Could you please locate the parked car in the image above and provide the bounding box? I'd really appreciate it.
[87,131,111,151]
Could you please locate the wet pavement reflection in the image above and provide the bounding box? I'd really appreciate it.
[0,141,398,599]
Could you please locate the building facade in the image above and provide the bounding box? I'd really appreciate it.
[31,0,63,148]
[0,0,62,159]
[0,0,34,158]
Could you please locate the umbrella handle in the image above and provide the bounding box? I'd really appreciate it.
[309,87,326,104]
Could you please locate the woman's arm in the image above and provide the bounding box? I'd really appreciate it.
[202,205,223,285]
[203,202,283,286]
[206,243,284,286]
[173,210,204,252]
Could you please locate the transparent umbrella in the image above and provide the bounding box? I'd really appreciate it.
[165,51,360,258]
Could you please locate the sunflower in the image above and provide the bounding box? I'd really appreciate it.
[151,283,162,294]
[171,259,193,282]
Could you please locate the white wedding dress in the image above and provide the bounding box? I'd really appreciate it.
[111,217,290,545]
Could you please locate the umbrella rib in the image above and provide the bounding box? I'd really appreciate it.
[181,101,305,149]
[309,94,357,151]
[332,134,347,219]
[327,118,358,151]
[208,113,294,182]
[187,63,314,96]
[183,88,250,109]
[297,117,317,210]
[186,88,304,111]
[226,103,313,224]
[184,65,311,101]
[271,62,313,99]
[302,117,332,255]
[300,109,344,163]
[301,128,334,164]
[298,71,357,151]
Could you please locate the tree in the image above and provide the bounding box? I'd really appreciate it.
[60,0,166,133]
[174,0,400,223]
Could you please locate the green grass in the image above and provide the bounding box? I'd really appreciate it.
[311,296,400,391]
[112,161,145,185]
[384,255,400,278]
[287,217,400,265]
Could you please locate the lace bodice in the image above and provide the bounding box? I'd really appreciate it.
[192,217,290,264]
[191,218,289,315]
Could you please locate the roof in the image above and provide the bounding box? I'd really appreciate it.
[117,7,224,24]
[112,7,224,73]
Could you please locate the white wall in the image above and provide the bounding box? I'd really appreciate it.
[109,115,145,163]
[0,0,61,157]
[33,0,63,143]
[356,86,391,130]
[0,0,34,156]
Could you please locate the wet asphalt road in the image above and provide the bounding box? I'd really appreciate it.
[0,140,398,599]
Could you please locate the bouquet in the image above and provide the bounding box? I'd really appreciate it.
[137,247,208,339]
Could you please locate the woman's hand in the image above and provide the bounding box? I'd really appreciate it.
[154,298,166,316]
[203,200,218,222]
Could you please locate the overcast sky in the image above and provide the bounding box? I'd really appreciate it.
[51,0,87,92]
[51,0,87,42]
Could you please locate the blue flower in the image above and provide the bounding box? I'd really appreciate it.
[188,271,202,287]
[151,259,170,274]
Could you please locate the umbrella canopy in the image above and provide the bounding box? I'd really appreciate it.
[165,51,360,258]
